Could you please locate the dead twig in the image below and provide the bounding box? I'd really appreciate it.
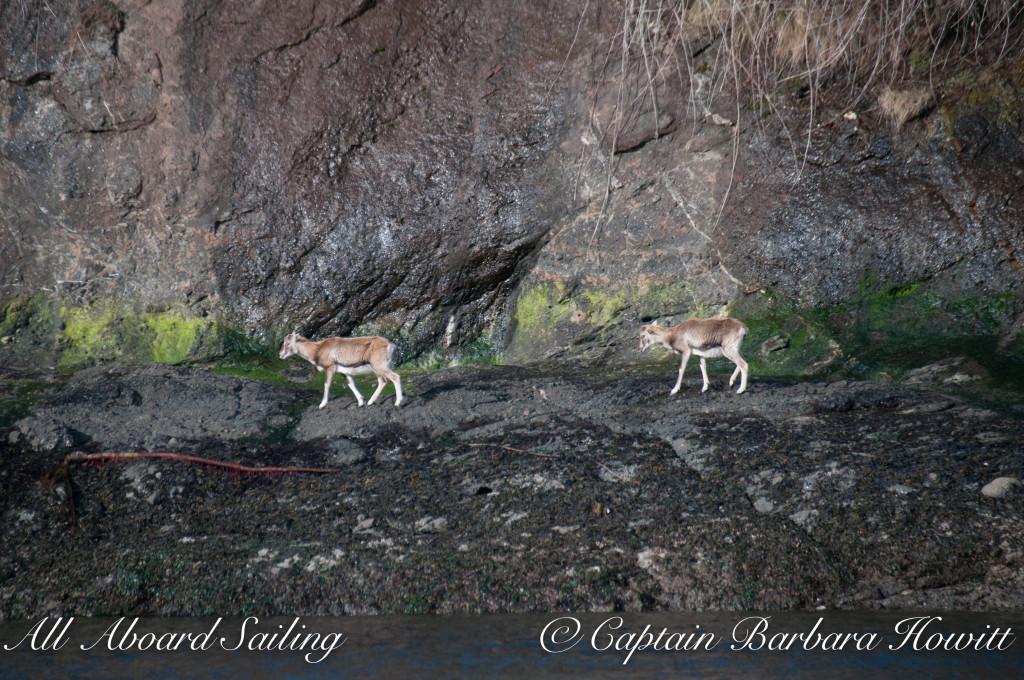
[63,450,340,475]
[466,443,556,458]
[593,461,644,517]
[607,483,643,513]
[597,461,641,486]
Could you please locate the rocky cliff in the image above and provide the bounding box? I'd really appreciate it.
[2,0,1022,371]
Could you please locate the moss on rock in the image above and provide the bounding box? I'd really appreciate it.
[728,295,842,378]
[506,277,729,363]
[0,293,222,369]
[58,300,219,369]
[731,273,1023,383]
[513,281,572,335]
[0,293,63,367]
[146,309,218,364]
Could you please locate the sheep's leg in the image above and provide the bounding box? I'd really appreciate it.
[388,370,404,406]
[319,366,335,409]
[344,373,366,406]
[366,374,387,405]
[723,346,749,394]
[671,349,691,395]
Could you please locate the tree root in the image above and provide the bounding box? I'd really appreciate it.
[43,450,339,530]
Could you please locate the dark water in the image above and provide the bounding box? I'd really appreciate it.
[2,611,1021,678]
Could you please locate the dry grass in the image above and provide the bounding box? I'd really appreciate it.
[569,2,1023,243]
[588,0,1024,217]
[618,0,1024,129]
[878,87,936,127]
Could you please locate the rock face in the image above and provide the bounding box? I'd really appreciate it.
[1,0,1023,366]
[504,86,1024,364]
[1,0,589,360]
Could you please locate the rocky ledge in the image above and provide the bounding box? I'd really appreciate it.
[1,362,1022,619]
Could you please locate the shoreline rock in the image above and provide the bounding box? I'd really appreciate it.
[1,363,1022,619]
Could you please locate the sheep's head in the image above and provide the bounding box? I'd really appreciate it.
[638,325,659,351]
[279,333,301,359]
